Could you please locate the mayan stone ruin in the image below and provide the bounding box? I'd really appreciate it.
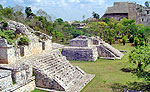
[62,36,124,61]
[0,20,94,92]
[103,2,150,26]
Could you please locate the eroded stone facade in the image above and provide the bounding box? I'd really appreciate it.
[103,2,150,26]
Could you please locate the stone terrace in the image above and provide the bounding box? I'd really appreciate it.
[0,50,94,92]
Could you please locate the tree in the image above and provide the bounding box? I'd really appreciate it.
[145,1,149,8]
[92,11,99,19]
[3,7,14,19]
[37,9,52,21]
[25,7,33,18]
[129,46,150,73]
[103,17,110,23]
[0,4,3,9]
[143,26,150,43]
[122,36,127,45]
[55,18,63,24]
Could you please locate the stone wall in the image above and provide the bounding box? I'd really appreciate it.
[103,13,128,21]
[69,39,90,47]
[0,70,12,91]
[12,78,35,92]
[21,42,43,58]
[0,47,8,64]
[1,77,35,92]
[62,47,98,61]
[12,66,33,84]
[136,15,150,26]
[0,39,52,64]
[128,2,137,20]
[0,62,35,92]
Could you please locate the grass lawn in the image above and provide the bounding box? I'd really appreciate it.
[70,43,145,92]
[33,43,146,92]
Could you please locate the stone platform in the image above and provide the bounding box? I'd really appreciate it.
[0,50,94,92]
[62,47,98,61]
[62,36,124,61]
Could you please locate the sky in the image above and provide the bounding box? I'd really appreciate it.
[0,0,148,21]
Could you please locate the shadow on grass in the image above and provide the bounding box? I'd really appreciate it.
[121,68,150,81]
[110,82,150,92]
[120,68,135,73]
[112,68,150,92]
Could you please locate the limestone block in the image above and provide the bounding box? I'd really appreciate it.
[0,70,12,91]
[1,76,35,92]
[62,47,98,61]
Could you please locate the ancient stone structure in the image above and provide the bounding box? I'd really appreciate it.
[0,21,94,92]
[62,36,99,61]
[0,62,35,92]
[103,2,150,26]
[62,36,124,61]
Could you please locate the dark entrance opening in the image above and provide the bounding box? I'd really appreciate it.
[42,42,45,50]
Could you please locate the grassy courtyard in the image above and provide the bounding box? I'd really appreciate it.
[70,43,145,92]
[33,43,147,92]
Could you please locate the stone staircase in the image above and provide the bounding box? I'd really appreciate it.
[24,50,94,92]
[97,42,124,60]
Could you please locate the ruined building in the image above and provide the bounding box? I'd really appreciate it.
[0,20,94,92]
[62,36,124,61]
[103,2,150,26]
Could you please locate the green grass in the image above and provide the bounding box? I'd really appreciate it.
[33,43,145,92]
[70,43,144,92]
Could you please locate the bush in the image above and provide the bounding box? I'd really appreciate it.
[109,37,113,45]
[2,21,8,27]
[129,46,150,81]
[122,36,127,45]
[18,36,30,46]
[97,56,101,59]
[0,29,16,45]
[139,38,145,46]
[134,37,139,46]
[129,36,134,43]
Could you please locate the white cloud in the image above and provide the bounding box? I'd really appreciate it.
[0,0,6,5]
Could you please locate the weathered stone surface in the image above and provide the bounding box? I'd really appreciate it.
[1,76,35,92]
[0,62,33,84]
[0,20,52,64]
[62,36,124,61]
[0,21,94,92]
[0,69,12,91]
[62,47,98,61]
[16,50,95,92]
[103,2,150,26]
[97,42,124,59]
[52,43,65,50]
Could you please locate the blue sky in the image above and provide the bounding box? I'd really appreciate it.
[0,0,148,21]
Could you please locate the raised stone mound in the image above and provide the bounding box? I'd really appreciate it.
[62,36,124,61]
[21,50,94,92]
